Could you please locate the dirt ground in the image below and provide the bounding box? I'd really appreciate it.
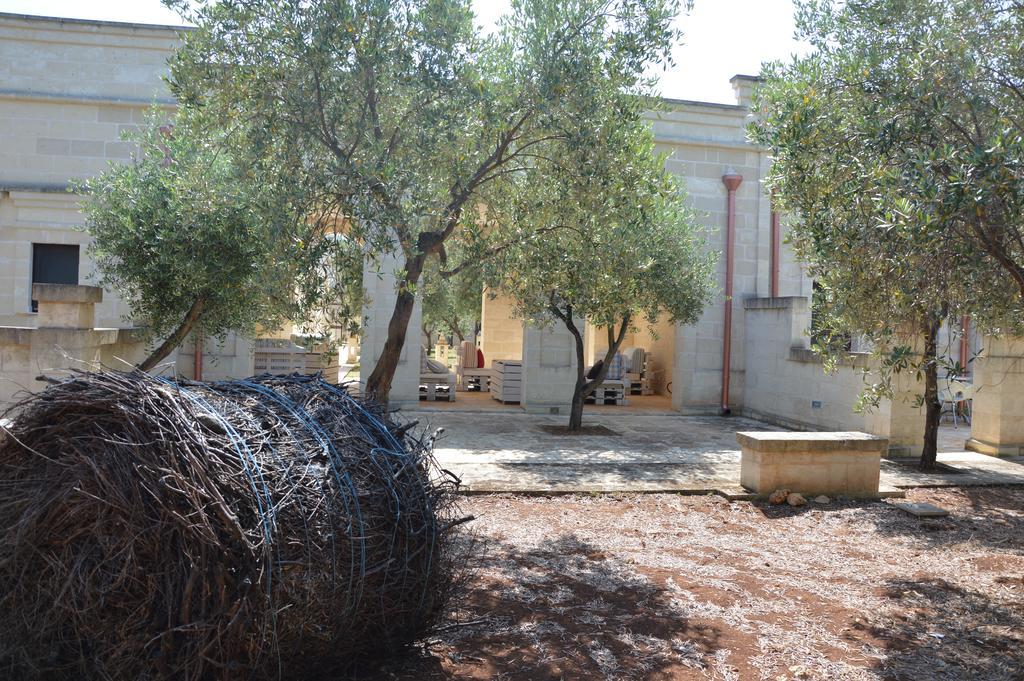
[376,486,1023,680]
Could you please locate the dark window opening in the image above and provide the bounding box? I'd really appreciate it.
[31,243,79,312]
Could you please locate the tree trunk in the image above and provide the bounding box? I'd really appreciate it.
[137,297,205,373]
[364,254,425,406]
[555,308,632,433]
[567,312,588,432]
[920,315,942,471]
[447,319,465,343]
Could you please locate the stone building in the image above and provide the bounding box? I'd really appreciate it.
[0,12,252,386]
[2,11,1023,456]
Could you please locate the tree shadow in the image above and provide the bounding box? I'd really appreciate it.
[866,486,1024,552]
[852,577,1024,680]
[385,532,722,680]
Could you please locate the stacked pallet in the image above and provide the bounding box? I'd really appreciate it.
[586,381,629,406]
[625,352,654,396]
[489,360,522,403]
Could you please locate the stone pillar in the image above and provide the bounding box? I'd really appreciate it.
[876,371,927,457]
[29,283,114,390]
[967,335,1024,456]
[478,290,523,366]
[359,248,422,407]
[521,321,578,415]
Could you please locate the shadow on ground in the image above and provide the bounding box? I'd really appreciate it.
[383,533,720,680]
[857,577,1024,680]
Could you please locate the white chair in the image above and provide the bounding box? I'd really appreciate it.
[455,340,491,391]
[940,380,973,428]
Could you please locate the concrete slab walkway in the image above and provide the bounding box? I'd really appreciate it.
[404,409,1024,495]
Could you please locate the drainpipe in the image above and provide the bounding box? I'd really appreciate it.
[721,170,743,415]
[194,329,204,381]
[770,196,781,298]
[959,315,970,377]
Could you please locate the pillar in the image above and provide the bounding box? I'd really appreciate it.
[360,248,422,407]
[521,321,578,415]
[967,335,1024,456]
[29,283,112,390]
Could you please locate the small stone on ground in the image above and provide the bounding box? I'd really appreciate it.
[813,495,831,504]
[892,501,950,517]
[786,492,807,507]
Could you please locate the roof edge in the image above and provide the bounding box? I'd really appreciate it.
[0,11,193,33]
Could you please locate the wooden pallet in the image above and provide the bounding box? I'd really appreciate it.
[490,360,522,403]
[625,353,654,395]
[420,374,456,401]
[585,383,629,405]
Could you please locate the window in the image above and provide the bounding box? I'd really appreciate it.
[31,243,79,312]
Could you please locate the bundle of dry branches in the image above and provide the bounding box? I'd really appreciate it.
[0,371,469,680]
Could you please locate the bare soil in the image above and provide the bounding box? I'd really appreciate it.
[372,487,1024,680]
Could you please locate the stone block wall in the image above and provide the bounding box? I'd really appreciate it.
[742,296,925,456]
[522,322,578,415]
[0,14,182,330]
[967,335,1024,455]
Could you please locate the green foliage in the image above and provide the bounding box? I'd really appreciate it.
[80,110,355,353]
[752,0,1024,384]
[487,110,713,385]
[163,0,688,396]
[421,257,482,342]
[751,0,1024,465]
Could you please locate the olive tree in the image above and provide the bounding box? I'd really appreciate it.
[751,0,1024,468]
[81,113,335,372]
[489,115,713,432]
[421,259,482,346]
[163,0,685,405]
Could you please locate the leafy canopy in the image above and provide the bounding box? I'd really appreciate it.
[489,110,713,356]
[751,0,1024,350]
[164,0,685,278]
[81,112,322,347]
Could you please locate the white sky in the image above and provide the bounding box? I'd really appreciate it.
[0,0,808,104]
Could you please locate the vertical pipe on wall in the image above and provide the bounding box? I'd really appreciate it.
[959,315,971,376]
[770,196,781,298]
[194,330,204,381]
[721,171,743,414]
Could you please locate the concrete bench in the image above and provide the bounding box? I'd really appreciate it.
[737,431,887,498]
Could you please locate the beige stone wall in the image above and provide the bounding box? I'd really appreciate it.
[967,335,1024,455]
[0,13,181,329]
[742,296,925,455]
[479,290,523,366]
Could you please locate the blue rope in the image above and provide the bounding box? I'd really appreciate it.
[158,378,277,597]
[317,380,439,620]
[234,379,367,617]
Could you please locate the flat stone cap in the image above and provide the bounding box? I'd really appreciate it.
[736,430,888,453]
[32,283,102,304]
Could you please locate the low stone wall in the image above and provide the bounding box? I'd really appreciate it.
[737,430,887,498]
[742,296,925,456]
[0,283,147,406]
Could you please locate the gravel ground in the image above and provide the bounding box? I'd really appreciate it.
[372,486,1024,680]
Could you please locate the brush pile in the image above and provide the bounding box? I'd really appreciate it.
[0,371,469,680]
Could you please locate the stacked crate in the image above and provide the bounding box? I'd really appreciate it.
[489,359,523,403]
[585,381,630,405]
[625,352,654,396]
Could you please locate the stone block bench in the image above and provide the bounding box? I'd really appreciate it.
[737,431,888,498]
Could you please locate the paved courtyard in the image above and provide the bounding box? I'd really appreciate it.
[404,409,1024,494]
